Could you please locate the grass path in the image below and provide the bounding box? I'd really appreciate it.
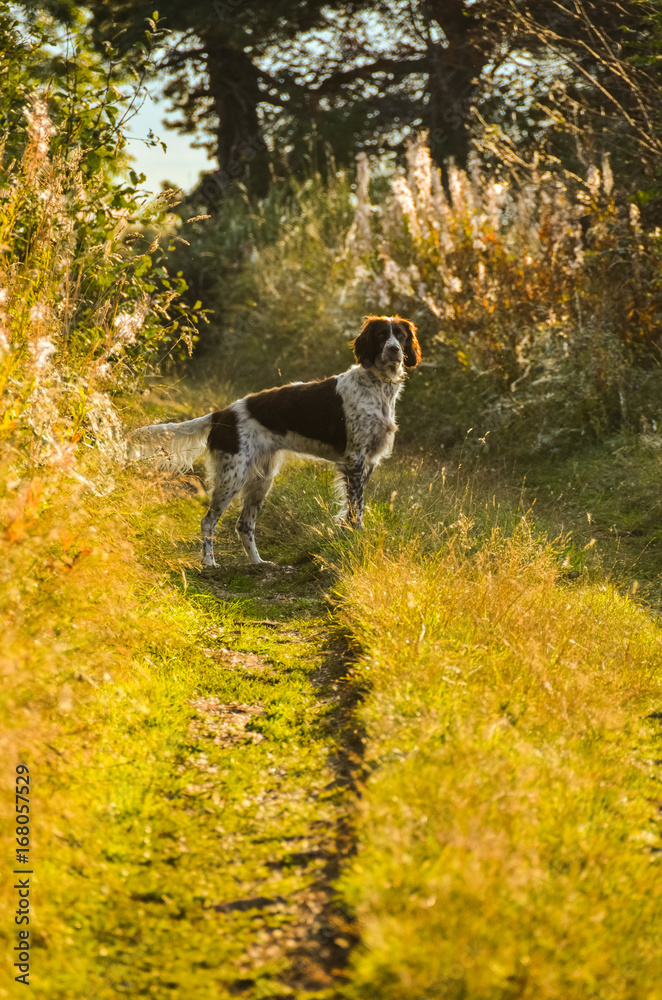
[185,560,361,998]
[1,463,360,1000]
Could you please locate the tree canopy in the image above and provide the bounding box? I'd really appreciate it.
[14,0,662,201]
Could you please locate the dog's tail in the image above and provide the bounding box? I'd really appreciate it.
[127,413,213,473]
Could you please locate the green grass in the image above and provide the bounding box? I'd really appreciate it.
[0,459,357,1000]
[519,435,662,604]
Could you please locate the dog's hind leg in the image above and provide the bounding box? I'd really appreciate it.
[201,454,249,568]
[236,453,281,564]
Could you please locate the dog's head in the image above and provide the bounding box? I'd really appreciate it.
[352,315,421,375]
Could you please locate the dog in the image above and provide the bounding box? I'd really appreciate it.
[129,314,421,567]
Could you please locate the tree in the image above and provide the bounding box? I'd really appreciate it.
[21,0,662,201]
[84,0,345,197]
[506,0,662,185]
[72,0,504,193]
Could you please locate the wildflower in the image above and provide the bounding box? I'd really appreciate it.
[422,295,442,318]
[25,383,60,446]
[346,151,372,253]
[485,181,507,233]
[406,136,433,220]
[24,97,55,164]
[48,439,76,470]
[85,391,126,463]
[382,254,414,296]
[111,298,150,350]
[448,163,475,217]
[587,166,600,198]
[392,176,420,237]
[31,338,56,369]
[430,169,454,252]
[601,153,614,197]
[29,302,49,325]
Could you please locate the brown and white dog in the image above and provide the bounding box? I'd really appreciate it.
[129,315,421,567]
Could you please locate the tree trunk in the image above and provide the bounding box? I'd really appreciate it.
[199,32,270,199]
[424,0,491,166]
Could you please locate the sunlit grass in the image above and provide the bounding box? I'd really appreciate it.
[333,463,662,1000]
[6,24,662,999]
[4,374,662,998]
[0,460,351,999]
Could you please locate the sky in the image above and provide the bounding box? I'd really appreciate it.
[123,87,215,195]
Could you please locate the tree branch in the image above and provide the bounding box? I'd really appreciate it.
[305,56,431,97]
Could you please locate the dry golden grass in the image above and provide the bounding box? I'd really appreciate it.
[334,501,662,999]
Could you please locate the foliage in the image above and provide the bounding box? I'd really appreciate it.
[497,0,662,193]
[80,0,363,195]
[172,133,662,451]
[171,168,360,386]
[28,0,661,202]
[0,7,201,469]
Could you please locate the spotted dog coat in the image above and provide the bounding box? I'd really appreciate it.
[129,315,421,567]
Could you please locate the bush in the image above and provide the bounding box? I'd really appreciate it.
[0,8,199,473]
[347,137,662,449]
[171,166,362,387]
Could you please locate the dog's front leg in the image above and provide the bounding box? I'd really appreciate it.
[341,456,374,528]
[201,460,248,568]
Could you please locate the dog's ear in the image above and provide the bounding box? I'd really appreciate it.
[353,316,382,368]
[398,318,421,368]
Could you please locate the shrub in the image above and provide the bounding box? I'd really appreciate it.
[172,166,361,387]
[348,136,662,447]
[0,9,199,473]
